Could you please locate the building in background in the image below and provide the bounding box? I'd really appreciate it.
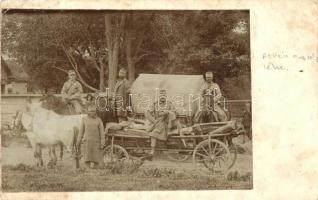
[1,56,29,94]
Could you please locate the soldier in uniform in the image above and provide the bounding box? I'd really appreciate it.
[61,70,83,114]
[196,71,227,122]
[145,89,178,160]
[112,68,131,122]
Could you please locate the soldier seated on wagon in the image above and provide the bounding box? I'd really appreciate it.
[61,70,84,114]
[144,89,180,160]
[194,71,228,123]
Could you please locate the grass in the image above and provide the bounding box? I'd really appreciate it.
[2,163,252,192]
[1,132,253,191]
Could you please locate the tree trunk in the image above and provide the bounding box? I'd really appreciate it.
[105,14,124,93]
[107,45,119,93]
[105,14,115,92]
[125,31,135,83]
[99,58,105,91]
[124,13,155,83]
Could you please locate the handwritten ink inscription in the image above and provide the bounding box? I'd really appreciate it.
[263,52,318,62]
[262,52,318,71]
[263,62,287,71]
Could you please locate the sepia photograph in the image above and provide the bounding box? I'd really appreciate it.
[1,9,252,191]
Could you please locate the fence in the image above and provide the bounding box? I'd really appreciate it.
[0,93,251,125]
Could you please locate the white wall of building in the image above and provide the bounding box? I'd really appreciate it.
[1,94,42,125]
[3,82,28,94]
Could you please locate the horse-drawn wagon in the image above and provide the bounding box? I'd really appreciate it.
[101,74,247,174]
[102,120,244,174]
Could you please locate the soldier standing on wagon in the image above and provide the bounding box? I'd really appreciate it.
[198,71,227,122]
[61,70,83,114]
[112,68,131,122]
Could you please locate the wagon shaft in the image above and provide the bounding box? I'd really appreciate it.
[193,120,237,135]
[208,121,237,135]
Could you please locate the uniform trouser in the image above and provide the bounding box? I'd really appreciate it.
[114,100,127,122]
[214,104,227,121]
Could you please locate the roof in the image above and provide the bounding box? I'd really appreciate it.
[1,57,29,82]
[130,73,205,115]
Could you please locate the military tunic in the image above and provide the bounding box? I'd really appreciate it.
[113,79,131,120]
[61,80,83,100]
[147,101,177,141]
[197,81,227,122]
[61,80,83,114]
[199,82,222,102]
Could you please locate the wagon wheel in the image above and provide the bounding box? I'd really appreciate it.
[222,137,238,171]
[228,143,238,170]
[166,144,190,162]
[166,151,190,162]
[165,138,191,162]
[103,144,130,164]
[193,139,231,174]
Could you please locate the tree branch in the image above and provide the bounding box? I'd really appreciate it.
[51,65,68,73]
[91,60,101,72]
[134,53,150,63]
[104,14,113,54]
[60,45,97,91]
[133,13,155,59]
[69,65,97,92]
[60,44,77,69]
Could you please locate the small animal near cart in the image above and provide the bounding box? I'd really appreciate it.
[102,120,245,174]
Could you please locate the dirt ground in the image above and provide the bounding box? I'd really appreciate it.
[1,136,253,191]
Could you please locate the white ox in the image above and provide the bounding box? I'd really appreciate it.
[14,102,86,167]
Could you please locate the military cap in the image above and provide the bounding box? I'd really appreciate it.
[118,68,127,75]
[87,104,96,112]
[68,70,76,75]
[205,71,213,78]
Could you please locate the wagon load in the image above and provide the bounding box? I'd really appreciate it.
[104,118,193,137]
[130,73,205,116]
[193,120,245,136]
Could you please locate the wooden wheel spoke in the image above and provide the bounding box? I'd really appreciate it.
[214,147,225,156]
[195,152,209,160]
[217,155,227,162]
[218,159,222,168]
[196,157,211,162]
[215,155,230,166]
[211,142,218,154]
[103,145,129,164]
[208,141,212,154]
[206,159,216,169]
[193,139,233,174]
[114,150,122,157]
[200,146,209,155]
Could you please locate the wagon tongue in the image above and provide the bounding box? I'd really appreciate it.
[208,121,236,135]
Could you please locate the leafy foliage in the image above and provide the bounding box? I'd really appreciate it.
[2,10,250,98]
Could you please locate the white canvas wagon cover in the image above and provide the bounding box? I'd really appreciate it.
[130,73,205,116]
